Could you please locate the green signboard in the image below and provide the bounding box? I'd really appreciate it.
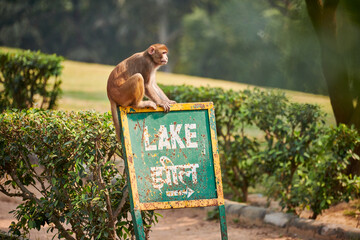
[119,102,227,239]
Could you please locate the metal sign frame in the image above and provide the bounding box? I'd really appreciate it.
[118,102,227,239]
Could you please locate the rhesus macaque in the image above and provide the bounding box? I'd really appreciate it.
[107,43,176,140]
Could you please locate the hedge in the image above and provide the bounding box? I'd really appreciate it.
[1,86,359,240]
[0,50,63,111]
[0,109,159,240]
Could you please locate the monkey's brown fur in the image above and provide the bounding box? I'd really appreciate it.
[107,44,176,140]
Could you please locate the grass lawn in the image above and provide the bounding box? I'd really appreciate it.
[0,46,336,125]
[59,59,336,125]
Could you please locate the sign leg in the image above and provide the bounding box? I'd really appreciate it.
[124,158,146,239]
[131,209,146,240]
[127,174,146,239]
[219,204,228,240]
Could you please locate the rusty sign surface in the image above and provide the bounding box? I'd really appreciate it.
[118,102,225,211]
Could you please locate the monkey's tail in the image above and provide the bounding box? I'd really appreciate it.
[110,101,122,142]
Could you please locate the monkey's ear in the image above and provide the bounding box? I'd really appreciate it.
[148,46,155,55]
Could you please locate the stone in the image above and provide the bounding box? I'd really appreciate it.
[264,212,294,228]
[239,206,266,224]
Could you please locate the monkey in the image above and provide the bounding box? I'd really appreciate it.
[107,43,176,140]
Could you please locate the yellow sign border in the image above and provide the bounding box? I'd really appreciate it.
[119,102,225,211]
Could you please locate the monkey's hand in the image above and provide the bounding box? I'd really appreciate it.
[168,100,177,104]
[159,101,171,112]
[148,101,157,110]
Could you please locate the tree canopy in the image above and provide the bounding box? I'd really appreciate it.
[1,0,359,98]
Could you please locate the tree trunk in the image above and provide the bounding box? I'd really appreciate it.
[241,180,248,202]
[157,0,168,44]
[305,0,360,174]
[156,0,171,72]
[305,0,354,125]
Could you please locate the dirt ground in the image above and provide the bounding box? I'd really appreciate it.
[246,194,360,229]
[150,207,306,240]
[0,193,358,240]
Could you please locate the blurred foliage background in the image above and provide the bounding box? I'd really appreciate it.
[1,2,360,237]
[1,0,359,96]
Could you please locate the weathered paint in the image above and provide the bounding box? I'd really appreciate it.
[121,102,212,113]
[119,102,225,210]
[208,105,225,207]
[119,110,145,239]
[118,102,227,239]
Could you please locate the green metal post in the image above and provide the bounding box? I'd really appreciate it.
[126,164,146,240]
[131,209,146,240]
[219,204,228,240]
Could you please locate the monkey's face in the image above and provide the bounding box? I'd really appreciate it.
[158,50,168,65]
[148,44,169,66]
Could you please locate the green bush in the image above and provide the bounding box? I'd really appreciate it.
[251,100,326,213]
[0,50,63,111]
[0,109,158,240]
[0,230,26,240]
[163,85,360,218]
[297,124,360,219]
